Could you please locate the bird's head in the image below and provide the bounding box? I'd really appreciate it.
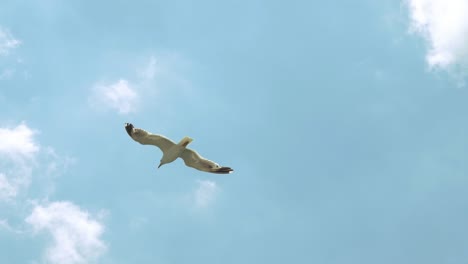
[124,123,134,136]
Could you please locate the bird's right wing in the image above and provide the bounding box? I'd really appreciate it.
[129,128,176,153]
[180,148,233,174]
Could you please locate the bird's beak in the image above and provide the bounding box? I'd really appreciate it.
[158,163,162,168]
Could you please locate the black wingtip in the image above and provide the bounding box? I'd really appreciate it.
[211,167,234,174]
[124,123,134,137]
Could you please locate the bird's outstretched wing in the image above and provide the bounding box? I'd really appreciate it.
[128,127,176,153]
[180,148,233,174]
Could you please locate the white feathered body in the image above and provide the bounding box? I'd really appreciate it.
[161,136,193,164]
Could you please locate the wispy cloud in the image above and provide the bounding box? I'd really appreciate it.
[0,27,20,56]
[89,79,139,114]
[0,173,19,200]
[194,180,219,209]
[25,201,106,264]
[0,219,24,234]
[36,147,76,197]
[0,68,15,80]
[406,0,468,70]
[138,56,159,81]
[129,216,149,231]
[89,53,192,116]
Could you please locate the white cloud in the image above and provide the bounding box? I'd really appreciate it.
[89,79,139,114]
[194,180,219,208]
[406,0,468,69]
[89,53,193,115]
[0,123,102,263]
[0,27,20,56]
[25,201,106,264]
[0,123,39,159]
[0,123,39,201]
[0,123,72,202]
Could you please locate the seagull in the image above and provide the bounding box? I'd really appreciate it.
[124,123,233,174]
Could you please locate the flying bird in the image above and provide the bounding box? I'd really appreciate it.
[124,123,233,174]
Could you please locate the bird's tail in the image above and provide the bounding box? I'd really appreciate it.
[210,167,234,174]
[178,136,193,147]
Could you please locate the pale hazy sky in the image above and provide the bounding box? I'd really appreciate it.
[1,0,468,263]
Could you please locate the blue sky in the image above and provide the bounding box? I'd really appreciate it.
[1,0,468,263]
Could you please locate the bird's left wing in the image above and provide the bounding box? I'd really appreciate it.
[129,128,176,153]
[180,148,233,174]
